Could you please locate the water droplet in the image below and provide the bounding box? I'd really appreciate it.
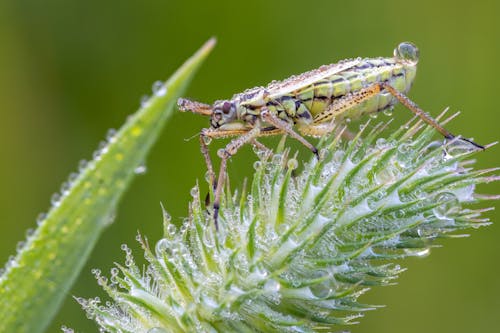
[444,139,478,159]
[106,128,117,143]
[398,142,411,154]
[60,181,71,196]
[167,224,177,236]
[376,138,387,148]
[203,230,215,248]
[310,271,333,298]
[16,241,25,252]
[369,112,379,119]
[148,328,168,333]
[202,136,212,145]
[36,212,47,225]
[104,211,117,226]
[433,192,461,220]
[140,95,150,107]
[271,154,282,165]
[253,161,261,170]
[155,239,173,257]
[383,107,394,116]
[396,143,413,168]
[152,81,167,97]
[263,279,281,293]
[25,228,35,238]
[78,159,88,172]
[51,193,61,207]
[287,158,298,170]
[134,164,147,174]
[161,208,171,226]
[190,186,199,198]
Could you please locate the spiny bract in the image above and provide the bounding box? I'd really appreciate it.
[76,115,497,333]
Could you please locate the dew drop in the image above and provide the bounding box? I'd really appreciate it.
[148,328,168,333]
[106,128,117,143]
[376,138,387,149]
[60,181,71,196]
[152,81,167,97]
[61,325,75,333]
[155,238,172,257]
[104,211,117,226]
[433,192,461,220]
[310,272,333,298]
[202,230,215,248]
[398,142,411,154]
[396,143,413,168]
[36,212,47,225]
[51,193,61,207]
[166,224,177,236]
[383,107,394,116]
[162,208,172,225]
[78,159,88,172]
[287,158,298,170]
[204,138,214,148]
[369,112,379,119]
[16,241,25,252]
[263,279,281,293]
[25,228,35,238]
[444,139,478,159]
[134,163,147,174]
[253,161,261,170]
[271,154,282,165]
[204,171,214,184]
[190,186,199,198]
[140,95,150,107]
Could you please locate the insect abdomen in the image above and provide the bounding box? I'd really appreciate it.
[291,60,416,121]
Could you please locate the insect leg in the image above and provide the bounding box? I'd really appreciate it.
[199,130,216,187]
[379,82,484,149]
[201,128,257,209]
[261,108,319,158]
[250,139,274,156]
[212,126,262,227]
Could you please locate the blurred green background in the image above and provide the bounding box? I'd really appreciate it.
[1,0,499,332]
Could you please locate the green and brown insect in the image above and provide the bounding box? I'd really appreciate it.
[178,42,482,225]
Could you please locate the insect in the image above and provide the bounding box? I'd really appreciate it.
[178,42,483,226]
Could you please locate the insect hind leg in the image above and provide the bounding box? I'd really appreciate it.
[379,82,484,149]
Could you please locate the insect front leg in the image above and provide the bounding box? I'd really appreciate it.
[214,126,262,227]
[201,126,262,228]
[199,130,216,188]
[260,108,319,159]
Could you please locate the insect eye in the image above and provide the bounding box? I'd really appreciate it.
[222,101,233,114]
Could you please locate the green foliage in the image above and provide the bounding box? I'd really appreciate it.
[0,39,215,333]
[78,115,497,332]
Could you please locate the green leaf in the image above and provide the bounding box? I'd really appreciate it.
[0,38,216,333]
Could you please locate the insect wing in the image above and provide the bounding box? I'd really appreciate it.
[266,59,361,99]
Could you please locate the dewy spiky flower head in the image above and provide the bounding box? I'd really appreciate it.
[75,113,498,333]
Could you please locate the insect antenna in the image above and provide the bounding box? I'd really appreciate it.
[178,98,213,116]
